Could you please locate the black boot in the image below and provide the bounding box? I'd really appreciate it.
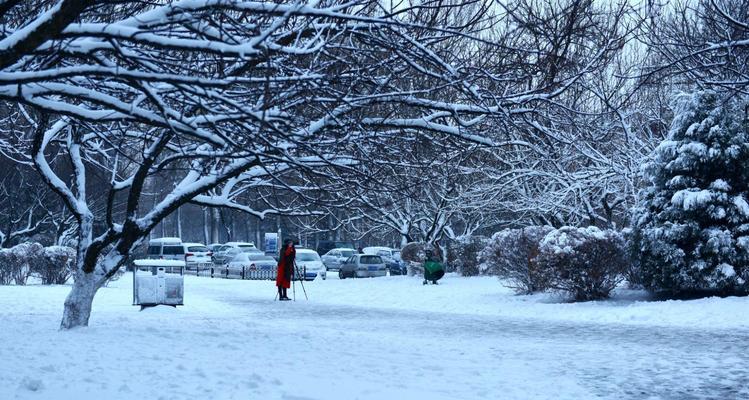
[281,287,290,300]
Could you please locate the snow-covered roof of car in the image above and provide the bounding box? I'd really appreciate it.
[149,237,182,244]
[363,246,394,254]
[133,259,185,267]
[225,242,256,246]
[183,242,206,247]
[296,248,319,254]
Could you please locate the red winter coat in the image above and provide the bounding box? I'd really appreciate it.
[276,246,295,289]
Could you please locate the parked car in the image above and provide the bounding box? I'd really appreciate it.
[339,254,387,279]
[211,245,230,265]
[381,252,407,275]
[207,243,223,252]
[295,248,326,281]
[147,238,212,270]
[212,242,261,265]
[227,253,277,279]
[363,247,406,275]
[182,242,213,269]
[146,237,184,261]
[225,241,257,250]
[217,246,263,265]
[321,248,356,271]
[316,240,356,258]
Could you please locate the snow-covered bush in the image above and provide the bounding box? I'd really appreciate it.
[480,226,554,293]
[31,246,76,285]
[447,235,488,276]
[400,242,426,276]
[0,242,44,285]
[401,242,444,276]
[401,242,425,263]
[633,92,749,295]
[536,226,627,301]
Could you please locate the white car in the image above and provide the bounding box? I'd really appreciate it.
[146,237,184,261]
[321,248,356,271]
[227,252,277,279]
[363,246,399,259]
[296,248,326,280]
[213,242,261,265]
[207,243,223,252]
[225,241,257,250]
[182,243,213,268]
[147,238,212,270]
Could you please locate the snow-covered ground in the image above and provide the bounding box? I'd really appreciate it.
[2,273,748,400]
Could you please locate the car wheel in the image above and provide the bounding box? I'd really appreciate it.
[339,270,345,279]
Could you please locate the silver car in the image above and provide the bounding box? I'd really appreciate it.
[339,254,387,279]
[321,248,356,271]
[217,246,263,265]
[226,252,277,279]
[211,245,230,265]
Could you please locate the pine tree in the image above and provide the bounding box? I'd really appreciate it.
[633,91,749,295]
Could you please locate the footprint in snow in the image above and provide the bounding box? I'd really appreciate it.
[19,376,44,392]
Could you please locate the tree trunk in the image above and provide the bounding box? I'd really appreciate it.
[400,235,408,247]
[203,207,210,244]
[60,272,98,329]
[211,208,220,243]
[255,218,261,248]
[244,214,250,242]
[176,206,183,238]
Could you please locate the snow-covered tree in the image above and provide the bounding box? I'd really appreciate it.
[0,163,49,247]
[633,91,749,295]
[0,0,549,329]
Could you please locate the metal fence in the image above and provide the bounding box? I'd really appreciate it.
[176,264,306,281]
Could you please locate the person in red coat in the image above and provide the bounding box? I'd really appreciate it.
[276,239,295,301]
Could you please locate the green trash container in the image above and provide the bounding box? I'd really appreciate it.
[423,260,445,284]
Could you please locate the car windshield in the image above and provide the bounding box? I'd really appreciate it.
[163,245,184,255]
[247,254,274,261]
[340,250,354,257]
[360,255,382,264]
[188,246,209,252]
[241,248,262,253]
[297,253,320,262]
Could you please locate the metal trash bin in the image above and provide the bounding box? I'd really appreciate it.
[132,259,184,309]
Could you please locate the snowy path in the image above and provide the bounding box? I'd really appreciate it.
[2,274,748,399]
[223,294,749,400]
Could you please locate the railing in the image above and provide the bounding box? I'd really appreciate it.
[177,264,307,281]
